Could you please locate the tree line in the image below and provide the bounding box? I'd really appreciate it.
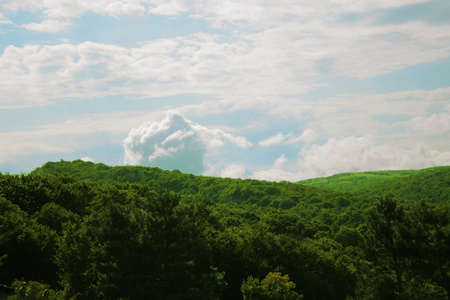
[0,161,448,299]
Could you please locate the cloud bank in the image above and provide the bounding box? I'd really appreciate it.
[253,136,450,182]
[123,111,252,174]
[121,110,450,181]
[2,1,450,109]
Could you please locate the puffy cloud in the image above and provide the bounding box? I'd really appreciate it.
[297,136,450,178]
[252,154,301,182]
[123,111,252,174]
[252,136,450,181]
[1,1,449,109]
[1,36,313,108]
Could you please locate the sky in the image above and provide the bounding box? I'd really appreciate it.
[0,0,449,181]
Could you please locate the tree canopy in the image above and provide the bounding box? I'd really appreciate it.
[0,160,448,299]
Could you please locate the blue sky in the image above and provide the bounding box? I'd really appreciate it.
[0,0,449,181]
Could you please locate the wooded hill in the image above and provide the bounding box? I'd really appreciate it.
[298,166,450,202]
[0,160,449,299]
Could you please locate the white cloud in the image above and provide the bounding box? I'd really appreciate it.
[2,1,449,109]
[1,0,449,179]
[259,129,319,147]
[0,111,163,164]
[1,0,432,25]
[123,111,252,174]
[220,163,246,178]
[266,87,450,143]
[297,136,450,178]
[1,0,148,20]
[1,37,312,108]
[288,129,319,145]
[252,154,301,182]
[252,136,450,181]
[0,131,74,164]
[80,156,95,162]
[0,12,13,24]
[149,0,188,16]
[21,19,72,32]
[259,133,291,147]
[406,110,450,136]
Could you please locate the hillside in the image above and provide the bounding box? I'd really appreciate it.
[0,160,448,299]
[31,160,367,211]
[32,160,450,205]
[353,166,450,203]
[297,169,420,192]
[298,166,450,202]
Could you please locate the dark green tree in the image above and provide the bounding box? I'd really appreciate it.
[58,186,226,299]
[411,203,450,299]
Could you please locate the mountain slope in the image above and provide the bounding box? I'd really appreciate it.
[31,160,360,209]
[298,169,422,192]
[298,166,450,203]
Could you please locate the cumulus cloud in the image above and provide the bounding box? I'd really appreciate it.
[253,136,450,181]
[297,136,450,178]
[2,0,449,179]
[252,154,298,182]
[123,111,252,174]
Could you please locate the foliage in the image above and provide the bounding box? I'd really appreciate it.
[298,166,450,203]
[0,161,448,299]
[241,272,303,300]
[8,280,67,300]
[297,169,421,192]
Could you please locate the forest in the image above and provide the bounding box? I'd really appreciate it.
[0,160,449,299]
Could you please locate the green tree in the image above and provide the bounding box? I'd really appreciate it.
[55,222,97,299]
[411,203,450,299]
[241,272,303,300]
[33,202,79,232]
[59,186,226,299]
[364,198,410,297]
[0,197,58,286]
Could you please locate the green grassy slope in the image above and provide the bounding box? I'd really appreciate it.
[298,167,445,191]
[298,166,450,203]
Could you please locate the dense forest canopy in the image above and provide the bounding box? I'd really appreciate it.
[0,160,449,299]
